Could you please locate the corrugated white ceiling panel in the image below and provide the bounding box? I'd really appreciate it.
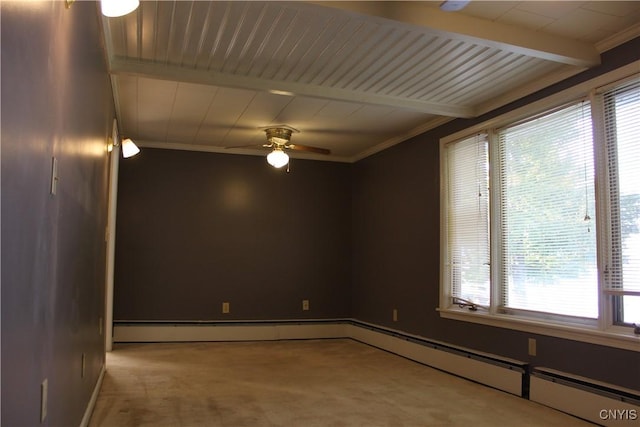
[109,1,556,108]
[102,1,640,161]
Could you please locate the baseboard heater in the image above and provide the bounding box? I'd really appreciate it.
[113,319,350,343]
[346,321,528,397]
[530,368,640,426]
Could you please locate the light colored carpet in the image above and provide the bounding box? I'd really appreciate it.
[88,339,592,427]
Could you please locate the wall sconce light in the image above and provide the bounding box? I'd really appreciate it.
[266,148,289,168]
[121,138,140,158]
[101,0,140,17]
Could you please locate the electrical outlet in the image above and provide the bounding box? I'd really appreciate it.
[41,379,48,423]
[222,302,230,314]
[393,308,398,322]
[302,299,310,311]
[528,338,537,356]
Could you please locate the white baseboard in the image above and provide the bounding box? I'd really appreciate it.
[530,370,640,426]
[346,323,525,396]
[79,364,106,427]
[113,322,349,343]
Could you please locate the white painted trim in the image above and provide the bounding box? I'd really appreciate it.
[311,1,600,67]
[110,57,474,117]
[134,140,352,164]
[438,309,640,352]
[473,65,587,118]
[79,364,106,427]
[104,121,120,352]
[530,374,639,426]
[596,22,640,54]
[351,116,453,162]
[113,323,349,343]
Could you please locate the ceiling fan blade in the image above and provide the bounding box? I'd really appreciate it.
[287,144,330,155]
[226,143,272,149]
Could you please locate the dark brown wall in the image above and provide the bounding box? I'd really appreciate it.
[114,149,352,320]
[1,2,113,426]
[351,37,640,392]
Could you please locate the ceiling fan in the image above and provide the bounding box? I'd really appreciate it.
[230,126,331,168]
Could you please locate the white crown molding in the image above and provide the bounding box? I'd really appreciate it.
[135,140,353,163]
[350,116,453,162]
[596,22,640,53]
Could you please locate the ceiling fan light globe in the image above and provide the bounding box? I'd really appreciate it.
[267,149,289,168]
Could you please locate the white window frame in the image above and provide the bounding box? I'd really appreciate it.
[439,61,640,352]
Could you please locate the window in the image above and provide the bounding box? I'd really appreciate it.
[445,133,490,307]
[440,72,640,345]
[602,78,640,325]
[497,102,597,320]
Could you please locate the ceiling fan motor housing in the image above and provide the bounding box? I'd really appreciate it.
[265,127,293,146]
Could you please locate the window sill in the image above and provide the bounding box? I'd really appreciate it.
[437,307,640,352]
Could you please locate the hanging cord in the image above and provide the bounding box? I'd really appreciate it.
[475,134,488,266]
[581,102,591,232]
[584,162,590,230]
[477,135,483,210]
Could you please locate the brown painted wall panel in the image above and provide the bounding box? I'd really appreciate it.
[114,149,352,321]
[1,2,113,426]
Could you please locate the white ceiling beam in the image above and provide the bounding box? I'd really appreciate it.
[311,1,601,68]
[109,57,475,118]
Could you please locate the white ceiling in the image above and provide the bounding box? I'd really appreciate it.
[101,1,640,162]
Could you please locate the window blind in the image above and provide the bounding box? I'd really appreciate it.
[497,102,598,318]
[602,76,640,324]
[446,133,490,306]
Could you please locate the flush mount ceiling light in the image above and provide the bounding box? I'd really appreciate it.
[101,0,139,17]
[121,138,140,158]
